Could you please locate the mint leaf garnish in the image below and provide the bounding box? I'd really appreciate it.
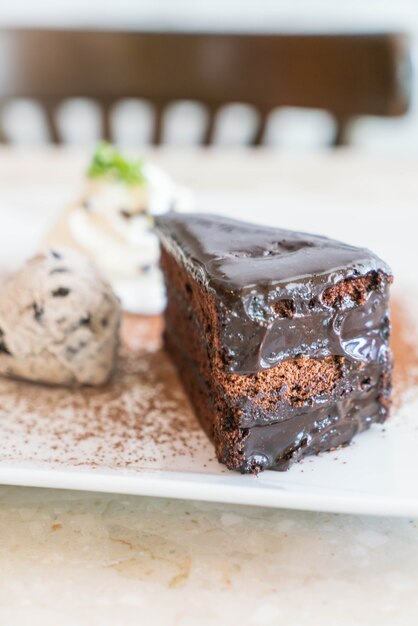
[87,142,146,185]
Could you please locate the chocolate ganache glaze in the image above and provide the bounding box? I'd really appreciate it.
[156,213,392,375]
[240,383,387,471]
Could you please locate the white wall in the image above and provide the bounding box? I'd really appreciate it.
[0,0,417,33]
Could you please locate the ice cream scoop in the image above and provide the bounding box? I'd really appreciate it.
[0,248,121,386]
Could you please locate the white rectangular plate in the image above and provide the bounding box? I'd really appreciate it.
[1,149,418,517]
[0,295,417,518]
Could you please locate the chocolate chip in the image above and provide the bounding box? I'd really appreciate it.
[52,287,70,297]
[120,209,132,219]
[0,329,11,356]
[80,314,91,327]
[66,340,88,358]
[50,268,69,275]
[32,303,44,323]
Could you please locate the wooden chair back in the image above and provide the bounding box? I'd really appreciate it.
[0,29,412,145]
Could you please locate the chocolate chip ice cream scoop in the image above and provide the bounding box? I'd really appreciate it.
[0,248,121,386]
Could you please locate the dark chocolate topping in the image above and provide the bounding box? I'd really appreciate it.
[240,378,388,471]
[156,213,391,289]
[156,213,392,374]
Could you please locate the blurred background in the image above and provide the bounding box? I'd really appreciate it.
[0,0,417,152]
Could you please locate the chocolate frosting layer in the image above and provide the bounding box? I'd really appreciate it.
[156,213,392,375]
[240,381,388,471]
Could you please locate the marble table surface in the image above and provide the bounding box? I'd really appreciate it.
[0,147,417,625]
[1,486,418,626]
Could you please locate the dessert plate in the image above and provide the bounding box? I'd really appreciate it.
[0,180,417,517]
[0,294,416,517]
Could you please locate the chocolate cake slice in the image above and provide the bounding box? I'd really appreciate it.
[155,213,393,472]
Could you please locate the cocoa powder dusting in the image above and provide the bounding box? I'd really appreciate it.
[0,314,214,473]
[391,297,418,409]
